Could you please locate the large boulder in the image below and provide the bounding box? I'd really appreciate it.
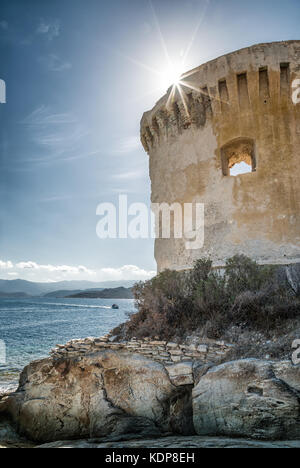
[193,359,300,440]
[1,350,194,442]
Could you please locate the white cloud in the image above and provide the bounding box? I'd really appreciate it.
[16,261,38,269]
[0,260,13,269]
[100,265,156,281]
[0,259,155,283]
[15,261,95,275]
[36,19,60,40]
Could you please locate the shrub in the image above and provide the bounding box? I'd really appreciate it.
[225,255,275,301]
[112,255,300,342]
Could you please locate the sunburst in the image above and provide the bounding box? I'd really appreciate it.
[166,71,214,118]
[107,0,221,111]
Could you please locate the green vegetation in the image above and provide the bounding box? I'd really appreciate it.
[112,255,300,346]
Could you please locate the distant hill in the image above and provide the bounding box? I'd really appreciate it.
[43,288,106,298]
[0,279,137,296]
[43,290,84,298]
[0,291,32,299]
[67,287,133,299]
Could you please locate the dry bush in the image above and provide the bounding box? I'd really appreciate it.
[112,255,300,343]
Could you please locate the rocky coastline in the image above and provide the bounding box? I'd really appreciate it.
[0,332,299,448]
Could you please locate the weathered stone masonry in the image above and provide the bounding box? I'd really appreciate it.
[141,41,300,272]
[50,335,233,385]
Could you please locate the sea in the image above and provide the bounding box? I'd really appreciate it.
[0,297,135,393]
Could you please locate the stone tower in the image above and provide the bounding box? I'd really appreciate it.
[141,41,300,272]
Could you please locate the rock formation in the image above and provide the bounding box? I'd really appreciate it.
[1,343,299,443]
[0,350,194,442]
[36,437,300,449]
[193,359,300,440]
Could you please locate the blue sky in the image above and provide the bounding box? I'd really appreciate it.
[0,0,299,282]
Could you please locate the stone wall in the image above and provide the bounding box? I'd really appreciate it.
[141,40,300,272]
[50,334,233,368]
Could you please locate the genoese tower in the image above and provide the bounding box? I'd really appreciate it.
[141,41,300,272]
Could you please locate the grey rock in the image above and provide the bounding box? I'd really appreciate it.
[3,350,300,444]
[3,350,194,442]
[193,359,300,440]
[37,436,300,449]
[165,362,194,386]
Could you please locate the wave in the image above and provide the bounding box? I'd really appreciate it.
[0,319,71,330]
[0,381,19,394]
[21,301,114,310]
[41,302,113,310]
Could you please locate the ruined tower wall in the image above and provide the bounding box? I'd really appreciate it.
[141,41,300,271]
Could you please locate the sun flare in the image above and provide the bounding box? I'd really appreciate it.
[162,63,184,88]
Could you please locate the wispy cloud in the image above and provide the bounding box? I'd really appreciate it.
[20,105,94,165]
[38,53,72,72]
[112,170,145,181]
[0,259,156,282]
[110,136,141,155]
[36,19,60,41]
[22,106,77,125]
[0,18,59,46]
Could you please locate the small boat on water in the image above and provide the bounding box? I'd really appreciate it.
[111,304,119,310]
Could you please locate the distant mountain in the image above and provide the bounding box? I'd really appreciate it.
[0,291,32,299]
[68,287,133,299]
[43,290,84,298]
[43,288,107,298]
[0,279,137,296]
[0,279,43,296]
